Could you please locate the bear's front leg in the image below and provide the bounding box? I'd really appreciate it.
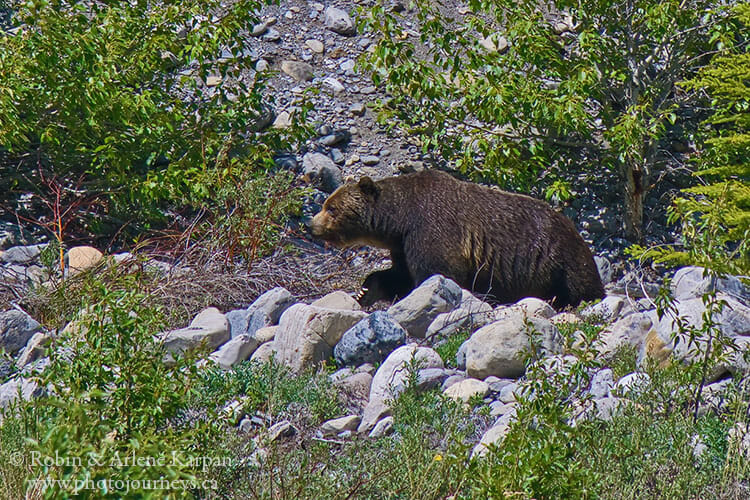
[356,265,415,306]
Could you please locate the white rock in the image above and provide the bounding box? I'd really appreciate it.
[209,334,257,369]
[465,315,562,379]
[311,290,360,310]
[596,313,652,357]
[321,415,361,435]
[162,307,230,357]
[581,295,628,322]
[273,304,366,373]
[443,378,489,403]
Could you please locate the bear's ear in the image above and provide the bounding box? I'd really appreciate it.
[358,176,379,200]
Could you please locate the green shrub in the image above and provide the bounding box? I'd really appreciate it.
[0,0,308,226]
[12,287,222,498]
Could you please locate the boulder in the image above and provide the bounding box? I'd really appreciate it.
[248,287,295,324]
[321,415,361,435]
[281,60,314,82]
[387,275,462,338]
[465,316,562,379]
[161,307,230,357]
[496,297,555,320]
[581,295,628,322]
[368,344,444,404]
[596,312,652,357]
[334,311,406,366]
[0,310,42,355]
[443,378,489,403]
[226,309,270,339]
[671,267,749,303]
[273,304,366,372]
[66,246,103,275]
[209,334,257,369]
[311,291,360,310]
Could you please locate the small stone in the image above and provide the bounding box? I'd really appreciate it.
[321,415,361,435]
[306,39,325,53]
[339,59,356,72]
[323,77,345,94]
[262,28,281,42]
[209,334,257,369]
[349,102,366,116]
[251,21,268,36]
[368,416,394,438]
[334,311,406,366]
[589,368,615,399]
[268,420,296,442]
[281,60,314,82]
[248,287,295,325]
[255,59,269,72]
[302,152,343,193]
[205,75,222,87]
[66,246,103,275]
[324,7,356,36]
[616,372,651,395]
[272,110,293,129]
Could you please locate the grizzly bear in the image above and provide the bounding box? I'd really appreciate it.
[310,170,604,308]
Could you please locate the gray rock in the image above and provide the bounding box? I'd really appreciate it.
[581,295,628,322]
[324,6,356,36]
[357,400,390,433]
[209,334,257,369]
[425,304,493,340]
[302,152,343,193]
[495,297,555,320]
[248,287,295,325]
[349,102,366,116]
[498,382,518,403]
[456,340,468,370]
[226,309,270,339]
[639,294,750,380]
[334,311,406,366]
[360,154,380,166]
[16,331,50,366]
[161,307,230,357]
[489,401,516,418]
[465,315,562,379]
[416,368,452,391]
[323,77,345,94]
[594,256,613,285]
[306,39,325,53]
[268,420,296,442]
[596,313,652,357]
[0,310,41,355]
[589,368,615,399]
[281,60,314,82]
[321,415,360,435]
[671,266,749,304]
[368,416,394,438]
[273,304,366,373]
[387,275,462,338]
[0,244,45,264]
[250,341,276,364]
[616,372,651,395]
[0,377,42,409]
[589,396,629,421]
[473,410,517,457]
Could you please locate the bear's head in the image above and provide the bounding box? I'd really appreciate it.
[310,177,380,248]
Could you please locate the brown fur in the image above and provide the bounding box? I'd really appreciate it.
[310,170,605,308]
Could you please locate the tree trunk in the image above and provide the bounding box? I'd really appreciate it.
[623,164,645,242]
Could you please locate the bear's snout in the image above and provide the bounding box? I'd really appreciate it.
[309,210,334,239]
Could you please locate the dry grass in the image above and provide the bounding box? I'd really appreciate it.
[0,232,387,330]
